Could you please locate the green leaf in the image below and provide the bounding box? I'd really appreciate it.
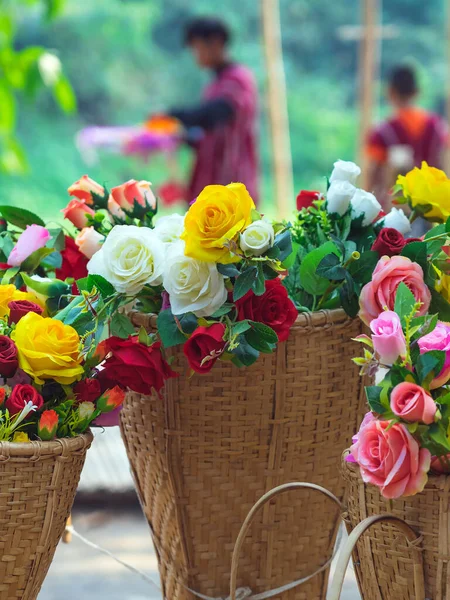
[41,250,62,269]
[428,423,450,452]
[21,247,54,271]
[110,313,135,339]
[244,329,274,353]
[233,266,258,301]
[437,392,450,406]
[87,274,115,298]
[365,386,385,414]
[416,350,445,384]
[176,312,199,335]
[249,321,278,344]
[394,281,416,321]
[430,288,450,322]
[316,253,346,281]
[348,250,379,285]
[210,303,234,318]
[299,241,340,295]
[232,320,251,336]
[0,206,45,229]
[47,228,65,251]
[401,241,428,273]
[272,229,292,261]
[339,277,359,318]
[446,216,450,234]
[425,224,446,254]
[0,83,15,133]
[232,334,260,366]
[157,309,187,348]
[1,267,19,284]
[252,263,265,295]
[53,75,77,113]
[217,263,240,278]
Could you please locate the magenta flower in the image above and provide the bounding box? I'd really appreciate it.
[8,225,51,267]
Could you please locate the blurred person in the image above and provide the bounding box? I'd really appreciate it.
[366,65,448,210]
[165,17,259,203]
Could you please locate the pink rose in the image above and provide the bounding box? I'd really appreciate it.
[390,382,437,424]
[431,454,450,474]
[418,322,450,389]
[75,227,104,259]
[107,196,126,220]
[370,310,406,365]
[111,180,156,211]
[347,411,375,462]
[62,199,96,229]
[8,225,51,267]
[350,418,431,499]
[359,256,431,325]
[68,175,105,205]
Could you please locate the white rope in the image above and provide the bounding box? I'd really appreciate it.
[65,523,343,600]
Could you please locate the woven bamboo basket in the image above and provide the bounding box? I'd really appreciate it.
[342,458,449,599]
[121,309,367,600]
[0,432,93,600]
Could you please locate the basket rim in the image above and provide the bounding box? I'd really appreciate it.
[0,430,93,458]
[129,307,355,330]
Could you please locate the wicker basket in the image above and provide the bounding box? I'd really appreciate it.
[342,458,449,599]
[121,309,367,600]
[0,432,93,600]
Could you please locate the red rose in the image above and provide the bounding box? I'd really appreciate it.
[6,384,44,416]
[235,279,297,342]
[74,378,102,404]
[100,337,178,395]
[183,324,227,374]
[55,236,89,293]
[0,336,18,378]
[296,190,320,211]
[372,227,407,257]
[8,300,43,325]
[405,237,423,245]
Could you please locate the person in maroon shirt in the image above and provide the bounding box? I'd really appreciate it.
[168,18,259,203]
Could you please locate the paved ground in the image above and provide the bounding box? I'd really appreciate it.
[38,506,361,599]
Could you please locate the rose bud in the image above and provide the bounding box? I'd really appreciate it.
[7,225,51,268]
[38,409,59,441]
[0,336,18,378]
[96,386,126,413]
[111,180,156,214]
[390,382,437,424]
[62,199,96,229]
[296,190,320,211]
[68,175,106,206]
[75,227,104,259]
[22,273,71,303]
[370,311,406,365]
[74,378,102,404]
[6,384,44,416]
[8,300,43,325]
[371,228,407,258]
[107,196,126,221]
[0,387,6,407]
[78,401,96,420]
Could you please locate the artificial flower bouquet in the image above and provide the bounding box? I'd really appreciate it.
[86,181,297,373]
[284,160,414,316]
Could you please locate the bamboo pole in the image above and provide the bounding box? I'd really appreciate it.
[358,0,379,188]
[260,0,294,219]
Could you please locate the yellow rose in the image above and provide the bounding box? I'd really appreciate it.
[0,284,45,320]
[434,265,450,303]
[12,312,84,385]
[181,183,255,263]
[397,161,450,223]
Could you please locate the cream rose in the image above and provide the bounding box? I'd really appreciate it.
[326,180,356,216]
[87,225,164,294]
[239,219,274,256]
[351,189,382,226]
[154,214,185,245]
[330,160,361,185]
[75,227,104,259]
[163,241,227,317]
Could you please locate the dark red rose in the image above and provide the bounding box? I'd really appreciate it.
[235,279,297,342]
[405,237,423,245]
[8,300,43,325]
[74,378,102,404]
[100,337,178,395]
[55,236,88,293]
[0,336,18,378]
[183,324,227,374]
[296,190,320,211]
[371,227,407,257]
[6,384,44,416]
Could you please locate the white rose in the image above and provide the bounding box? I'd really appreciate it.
[379,207,411,235]
[240,219,275,256]
[326,181,356,216]
[87,225,164,294]
[330,160,361,186]
[154,214,185,245]
[351,189,382,226]
[163,241,227,317]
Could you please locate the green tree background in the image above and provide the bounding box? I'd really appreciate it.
[0,0,447,218]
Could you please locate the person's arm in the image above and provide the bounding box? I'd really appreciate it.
[169,97,235,130]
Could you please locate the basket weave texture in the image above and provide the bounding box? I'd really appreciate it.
[342,459,450,600]
[121,309,366,600]
[0,432,93,600]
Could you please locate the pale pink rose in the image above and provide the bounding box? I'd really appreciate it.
[359,256,431,325]
[431,454,450,474]
[111,179,156,211]
[390,382,437,424]
[8,225,51,267]
[370,310,406,365]
[107,196,126,220]
[68,175,105,205]
[62,199,96,229]
[350,418,431,499]
[347,411,375,462]
[418,322,450,389]
[75,227,104,259]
